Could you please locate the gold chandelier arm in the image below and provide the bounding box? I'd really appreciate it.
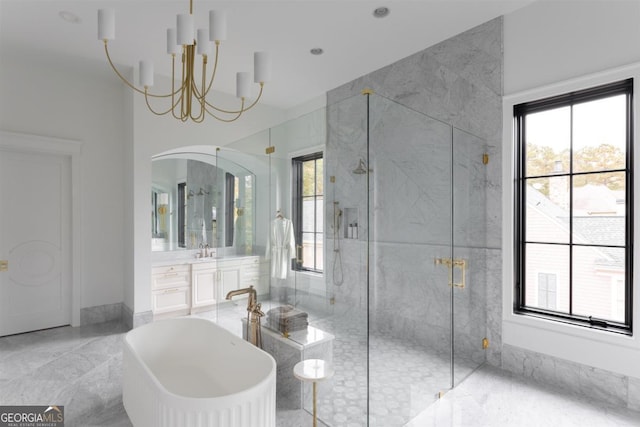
[104,41,181,99]
[203,98,246,122]
[205,42,220,94]
[144,88,183,116]
[189,55,208,122]
[203,82,264,114]
[144,90,181,116]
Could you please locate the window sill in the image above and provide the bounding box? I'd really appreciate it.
[514,308,631,336]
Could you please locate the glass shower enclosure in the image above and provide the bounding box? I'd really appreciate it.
[227,90,489,425]
[291,92,489,426]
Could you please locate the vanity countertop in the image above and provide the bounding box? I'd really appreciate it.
[151,254,262,267]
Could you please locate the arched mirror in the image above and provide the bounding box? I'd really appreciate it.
[151,150,256,254]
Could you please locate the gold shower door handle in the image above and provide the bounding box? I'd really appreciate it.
[296,245,303,264]
[0,260,7,272]
[434,257,466,289]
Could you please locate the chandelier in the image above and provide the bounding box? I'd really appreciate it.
[97,0,270,123]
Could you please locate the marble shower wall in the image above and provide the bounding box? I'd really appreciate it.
[326,17,503,368]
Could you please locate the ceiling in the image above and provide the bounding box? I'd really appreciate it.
[0,0,535,110]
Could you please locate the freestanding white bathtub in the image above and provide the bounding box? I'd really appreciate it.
[123,317,276,427]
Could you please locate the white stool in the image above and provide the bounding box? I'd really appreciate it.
[293,359,335,427]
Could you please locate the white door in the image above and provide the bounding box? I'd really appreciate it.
[0,148,71,336]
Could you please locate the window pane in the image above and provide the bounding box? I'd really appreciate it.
[525,107,570,177]
[301,232,315,269]
[316,196,324,233]
[303,160,316,196]
[316,158,324,195]
[572,172,625,246]
[572,246,625,322]
[573,95,626,173]
[525,243,569,312]
[525,178,570,243]
[302,197,315,232]
[315,233,324,271]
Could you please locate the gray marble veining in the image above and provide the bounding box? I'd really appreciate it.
[502,344,640,411]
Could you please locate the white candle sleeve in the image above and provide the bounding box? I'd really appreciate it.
[98,9,115,40]
[236,72,251,98]
[177,14,194,45]
[139,61,154,87]
[254,51,271,83]
[209,10,227,41]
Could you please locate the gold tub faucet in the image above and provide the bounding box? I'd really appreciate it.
[226,286,264,348]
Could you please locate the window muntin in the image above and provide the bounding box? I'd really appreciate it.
[515,79,633,333]
[292,152,324,273]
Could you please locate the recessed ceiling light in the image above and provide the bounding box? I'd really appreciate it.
[373,7,390,18]
[310,48,324,56]
[59,11,81,24]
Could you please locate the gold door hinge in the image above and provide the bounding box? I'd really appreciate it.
[265,146,275,155]
[0,260,7,272]
[482,153,489,165]
[482,337,489,349]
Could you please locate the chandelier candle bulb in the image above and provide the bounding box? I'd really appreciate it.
[236,72,251,98]
[177,14,194,45]
[254,51,271,83]
[139,61,154,87]
[166,28,179,55]
[209,10,227,42]
[97,9,115,40]
[196,29,211,55]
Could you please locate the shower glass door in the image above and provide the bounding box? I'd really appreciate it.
[367,93,453,425]
[452,128,488,386]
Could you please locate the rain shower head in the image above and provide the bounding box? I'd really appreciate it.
[353,159,368,175]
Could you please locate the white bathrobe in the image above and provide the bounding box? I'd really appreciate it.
[266,218,296,279]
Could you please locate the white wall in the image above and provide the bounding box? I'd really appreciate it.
[504,0,640,96]
[503,1,640,377]
[0,56,127,310]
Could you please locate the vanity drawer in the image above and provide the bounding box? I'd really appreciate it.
[152,286,191,314]
[151,265,190,290]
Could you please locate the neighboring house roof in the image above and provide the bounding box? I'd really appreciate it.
[527,186,624,270]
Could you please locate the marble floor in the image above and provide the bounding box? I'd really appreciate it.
[1,311,639,427]
[406,364,640,427]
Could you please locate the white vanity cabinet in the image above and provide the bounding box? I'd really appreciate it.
[217,259,243,300]
[151,264,191,317]
[191,262,218,311]
[151,256,264,319]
